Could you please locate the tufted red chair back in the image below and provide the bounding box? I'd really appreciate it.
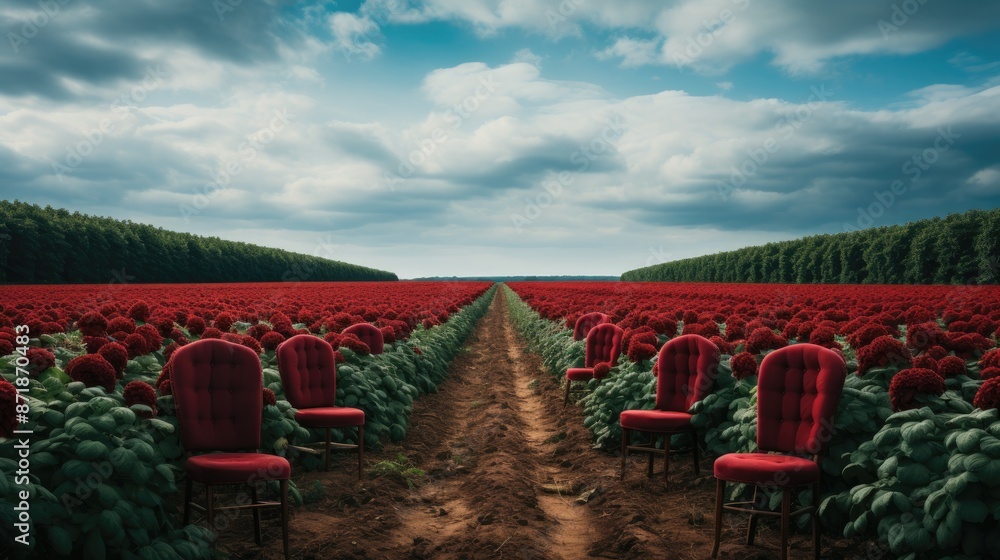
[585,323,624,368]
[343,323,384,354]
[757,344,847,455]
[171,339,263,452]
[574,312,611,341]
[655,334,720,413]
[277,334,337,409]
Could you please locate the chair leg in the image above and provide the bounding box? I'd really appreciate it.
[663,435,671,484]
[280,479,290,560]
[746,485,760,545]
[812,483,821,560]
[357,424,365,480]
[781,488,791,560]
[250,484,262,545]
[563,380,571,406]
[205,485,215,532]
[620,427,629,481]
[646,437,655,479]
[691,430,701,475]
[712,478,724,558]
[183,478,193,525]
[324,427,332,471]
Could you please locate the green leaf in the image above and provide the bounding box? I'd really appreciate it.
[85,529,107,560]
[957,429,985,454]
[147,418,174,433]
[48,526,74,556]
[76,440,109,461]
[897,464,932,487]
[958,498,989,523]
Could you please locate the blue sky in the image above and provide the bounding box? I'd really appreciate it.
[1,0,999,278]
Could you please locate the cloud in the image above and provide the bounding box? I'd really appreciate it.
[329,12,382,61]
[511,48,542,68]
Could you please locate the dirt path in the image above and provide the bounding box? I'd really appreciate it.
[222,289,865,560]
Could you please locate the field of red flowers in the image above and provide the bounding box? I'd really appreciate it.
[0,281,494,559]
[505,281,1000,559]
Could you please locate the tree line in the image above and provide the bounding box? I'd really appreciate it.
[0,201,398,283]
[621,208,1000,284]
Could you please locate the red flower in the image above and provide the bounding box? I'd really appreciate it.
[973,377,1000,410]
[745,327,787,355]
[123,381,157,418]
[0,378,19,438]
[0,340,13,357]
[107,316,137,335]
[332,350,346,365]
[136,324,162,353]
[122,333,149,359]
[156,361,173,391]
[263,387,277,408]
[213,312,237,333]
[981,349,1000,371]
[847,323,896,349]
[82,336,110,354]
[981,367,1000,381]
[186,316,207,336]
[907,322,943,352]
[730,352,759,380]
[77,312,108,337]
[260,331,286,352]
[200,327,223,339]
[646,315,677,337]
[593,361,612,379]
[98,342,129,378]
[247,324,272,340]
[380,326,396,344]
[127,301,152,322]
[241,335,262,354]
[159,379,172,396]
[65,354,117,393]
[888,368,945,412]
[340,335,371,356]
[937,356,967,378]
[709,336,734,355]
[911,355,938,372]
[856,336,912,375]
[26,348,55,374]
[927,346,949,361]
[412,346,422,355]
[627,340,657,363]
[221,333,243,344]
[163,341,180,362]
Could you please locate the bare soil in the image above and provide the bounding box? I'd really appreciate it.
[216,290,870,559]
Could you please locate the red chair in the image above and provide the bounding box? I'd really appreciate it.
[573,312,610,341]
[619,334,719,483]
[711,344,847,560]
[172,339,291,559]
[564,323,624,406]
[343,323,384,355]
[278,334,365,477]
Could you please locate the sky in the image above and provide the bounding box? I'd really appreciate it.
[1,0,999,279]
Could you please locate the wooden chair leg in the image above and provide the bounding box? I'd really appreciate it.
[183,478,193,525]
[205,485,215,532]
[280,479,290,559]
[620,427,629,481]
[646,437,655,478]
[357,425,365,480]
[250,484,262,545]
[563,380,571,406]
[781,488,791,560]
[812,483,821,560]
[746,485,760,545]
[324,427,332,471]
[663,435,671,484]
[712,478,724,558]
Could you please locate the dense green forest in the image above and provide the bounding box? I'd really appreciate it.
[622,208,1000,284]
[0,201,397,283]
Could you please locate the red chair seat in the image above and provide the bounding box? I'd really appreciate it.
[620,409,692,432]
[186,452,292,484]
[713,452,820,486]
[566,367,595,381]
[294,407,365,428]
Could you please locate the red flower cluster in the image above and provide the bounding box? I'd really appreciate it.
[263,387,277,408]
[888,368,945,412]
[593,361,612,379]
[26,347,56,374]
[979,348,1000,370]
[937,356,967,378]
[745,327,787,355]
[65,354,117,392]
[981,367,1000,381]
[973,377,1000,410]
[627,339,657,363]
[124,381,158,418]
[730,352,758,380]
[856,336,912,376]
[260,331,286,352]
[98,342,129,378]
[709,336,734,355]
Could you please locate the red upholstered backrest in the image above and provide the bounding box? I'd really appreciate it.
[756,344,847,455]
[574,312,610,341]
[343,323,384,354]
[585,323,624,367]
[277,334,337,409]
[655,334,720,412]
[171,339,263,452]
